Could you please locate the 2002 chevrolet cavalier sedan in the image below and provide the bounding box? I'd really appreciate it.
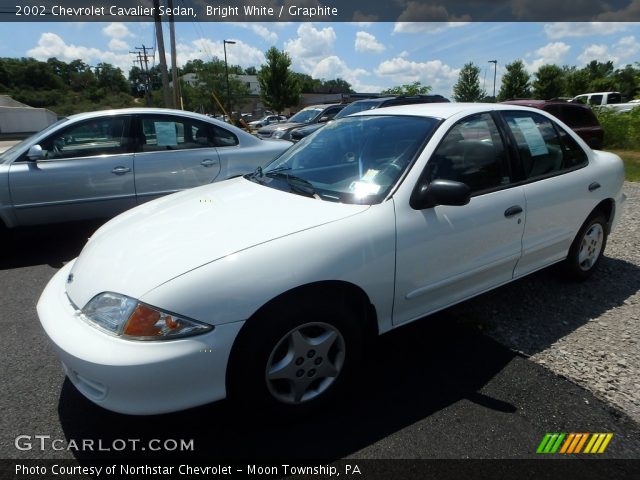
[38,103,625,415]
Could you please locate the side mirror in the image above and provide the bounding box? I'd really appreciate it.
[410,179,471,210]
[318,116,330,123]
[26,144,44,161]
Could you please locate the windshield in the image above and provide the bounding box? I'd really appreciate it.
[248,115,438,205]
[288,108,323,124]
[0,117,68,162]
[334,100,381,119]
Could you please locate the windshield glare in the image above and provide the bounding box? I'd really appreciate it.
[259,115,438,204]
[288,108,323,124]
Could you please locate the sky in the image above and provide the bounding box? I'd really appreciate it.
[0,21,639,97]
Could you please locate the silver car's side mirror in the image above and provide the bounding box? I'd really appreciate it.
[26,144,45,161]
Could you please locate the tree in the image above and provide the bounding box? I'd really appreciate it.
[497,60,531,101]
[320,78,354,93]
[257,47,300,114]
[452,62,485,102]
[244,66,257,76]
[381,81,431,96]
[564,66,590,97]
[614,64,640,100]
[95,63,129,94]
[532,64,565,99]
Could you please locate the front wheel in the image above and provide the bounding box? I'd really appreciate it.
[563,212,608,281]
[227,299,362,415]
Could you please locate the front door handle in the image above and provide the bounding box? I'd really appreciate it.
[200,159,218,167]
[504,205,523,217]
[588,182,601,192]
[111,166,131,175]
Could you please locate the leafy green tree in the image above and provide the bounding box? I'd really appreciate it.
[95,63,129,94]
[381,81,431,96]
[257,47,300,114]
[614,64,640,100]
[532,64,565,99]
[244,66,257,76]
[453,62,485,102]
[563,66,590,97]
[497,60,531,101]
[320,78,354,93]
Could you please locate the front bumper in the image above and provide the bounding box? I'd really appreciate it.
[37,262,244,415]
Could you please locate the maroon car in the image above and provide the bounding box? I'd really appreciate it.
[502,100,604,150]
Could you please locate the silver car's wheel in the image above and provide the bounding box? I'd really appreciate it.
[265,322,346,404]
[577,223,604,271]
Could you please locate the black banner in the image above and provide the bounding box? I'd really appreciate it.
[2,0,640,22]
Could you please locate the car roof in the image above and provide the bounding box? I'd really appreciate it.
[352,102,550,120]
[502,99,594,111]
[65,107,216,122]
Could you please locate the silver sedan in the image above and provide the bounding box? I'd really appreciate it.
[0,108,290,228]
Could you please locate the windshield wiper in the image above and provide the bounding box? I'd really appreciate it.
[265,171,318,199]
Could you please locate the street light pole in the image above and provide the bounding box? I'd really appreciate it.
[223,40,236,121]
[488,60,497,101]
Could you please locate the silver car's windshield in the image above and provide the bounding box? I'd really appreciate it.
[288,108,323,124]
[249,115,438,204]
[0,117,68,162]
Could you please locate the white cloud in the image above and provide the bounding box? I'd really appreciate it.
[543,22,630,39]
[27,32,132,71]
[230,23,278,44]
[578,44,617,65]
[616,35,640,60]
[108,38,129,52]
[102,22,133,39]
[524,42,571,72]
[393,22,470,34]
[175,38,266,69]
[310,55,380,92]
[355,31,385,53]
[284,24,336,73]
[375,56,459,95]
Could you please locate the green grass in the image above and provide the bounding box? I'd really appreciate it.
[611,150,640,182]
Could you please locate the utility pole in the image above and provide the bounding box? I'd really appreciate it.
[488,60,497,101]
[153,0,172,108]
[223,39,236,121]
[132,45,153,105]
[168,0,181,109]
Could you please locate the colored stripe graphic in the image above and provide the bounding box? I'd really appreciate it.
[538,433,613,454]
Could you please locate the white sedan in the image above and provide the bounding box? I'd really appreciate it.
[38,103,625,415]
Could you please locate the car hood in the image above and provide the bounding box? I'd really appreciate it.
[66,177,369,308]
[258,122,304,133]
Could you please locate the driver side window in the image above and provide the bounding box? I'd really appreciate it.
[40,117,130,160]
[427,113,509,194]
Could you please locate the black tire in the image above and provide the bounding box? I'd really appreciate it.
[563,212,608,281]
[227,295,363,416]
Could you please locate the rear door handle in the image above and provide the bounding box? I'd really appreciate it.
[504,205,523,217]
[111,166,131,175]
[588,182,601,192]
[200,159,218,167]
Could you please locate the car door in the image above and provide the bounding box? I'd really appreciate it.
[393,112,526,325]
[8,115,136,226]
[133,114,222,204]
[499,110,593,278]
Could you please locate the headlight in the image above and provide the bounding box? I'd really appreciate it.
[272,129,286,139]
[80,292,213,340]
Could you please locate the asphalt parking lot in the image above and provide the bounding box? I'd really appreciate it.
[1,221,639,480]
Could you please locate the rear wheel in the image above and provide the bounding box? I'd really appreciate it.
[228,297,362,415]
[563,212,607,281]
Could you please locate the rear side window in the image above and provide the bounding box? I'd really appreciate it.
[545,105,599,128]
[140,116,237,151]
[502,111,587,179]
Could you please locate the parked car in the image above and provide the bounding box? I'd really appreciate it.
[256,104,346,140]
[248,115,287,129]
[38,103,625,415]
[0,108,290,228]
[290,94,450,142]
[501,100,604,149]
